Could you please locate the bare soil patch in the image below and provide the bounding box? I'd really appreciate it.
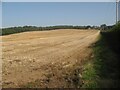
[2,29,99,88]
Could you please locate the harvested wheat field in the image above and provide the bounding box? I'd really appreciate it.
[2,29,99,88]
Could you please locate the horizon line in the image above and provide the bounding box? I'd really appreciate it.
[2,23,116,28]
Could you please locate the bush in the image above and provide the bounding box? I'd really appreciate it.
[100,22,120,54]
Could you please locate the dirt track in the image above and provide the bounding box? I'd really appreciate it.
[2,29,99,88]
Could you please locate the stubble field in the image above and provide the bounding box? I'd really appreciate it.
[2,29,99,88]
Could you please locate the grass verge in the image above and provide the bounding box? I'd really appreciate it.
[82,33,120,88]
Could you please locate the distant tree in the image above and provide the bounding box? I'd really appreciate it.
[86,25,91,29]
[100,24,107,30]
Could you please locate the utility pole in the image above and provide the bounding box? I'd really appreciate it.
[116,0,119,24]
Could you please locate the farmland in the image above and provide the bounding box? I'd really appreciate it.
[2,29,99,88]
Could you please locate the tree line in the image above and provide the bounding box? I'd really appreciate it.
[1,25,99,36]
[1,24,116,36]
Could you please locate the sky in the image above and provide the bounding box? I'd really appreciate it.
[2,2,116,28]
[1,0,116,2]
[0,2,2,28]
[118,2,120,21]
